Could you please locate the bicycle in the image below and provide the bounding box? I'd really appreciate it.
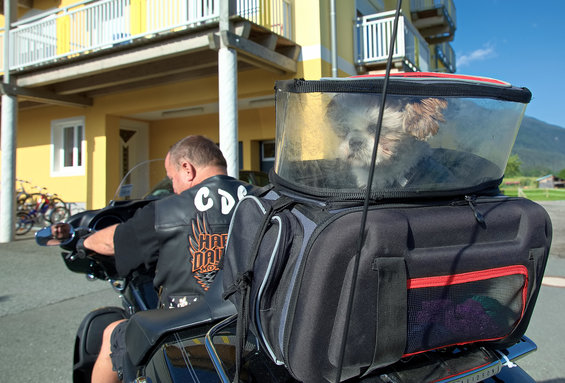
[16,179,39,211]
[15,192,71,235]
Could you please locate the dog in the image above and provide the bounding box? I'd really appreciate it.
[326,94,448,189]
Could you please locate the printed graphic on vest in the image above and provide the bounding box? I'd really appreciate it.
[188,213,227,290]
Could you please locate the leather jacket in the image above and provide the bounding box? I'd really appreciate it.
[153,175,251,308]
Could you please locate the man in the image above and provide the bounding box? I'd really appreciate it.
[82,135,252,382]
[44,222,72,245]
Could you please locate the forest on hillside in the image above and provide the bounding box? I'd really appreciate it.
[508,116,565,177]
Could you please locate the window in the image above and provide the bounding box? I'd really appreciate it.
[51,117,85,177]
[260,140,275,173]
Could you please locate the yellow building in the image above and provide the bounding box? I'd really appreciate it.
[0,0,456,226]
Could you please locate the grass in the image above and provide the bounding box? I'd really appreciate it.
[499,177,565,201]
[500,187,565,201]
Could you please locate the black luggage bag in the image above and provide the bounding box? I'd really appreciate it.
[223,74,553,382]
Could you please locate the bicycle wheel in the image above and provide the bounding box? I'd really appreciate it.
[15,211,33,236]
[16,192,30,207]
[44,197,68,223]
[49,206,70,223]
[20,193,42,211]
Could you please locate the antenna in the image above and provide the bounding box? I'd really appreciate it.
[333,0,403,381]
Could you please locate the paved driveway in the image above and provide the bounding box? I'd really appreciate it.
[0,201,564,382]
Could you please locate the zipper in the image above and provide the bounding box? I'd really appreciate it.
[276,78,532,104]
[273,174,504,203]
[465,195,486,225]
[407,265,528,289]
[254,215,286,365]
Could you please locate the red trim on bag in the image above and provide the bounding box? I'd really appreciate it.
[402,333,518,358]
[407,265,528,289]
[350,72,510,86]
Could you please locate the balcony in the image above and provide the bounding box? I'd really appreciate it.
[3,0,294,71]
[355,11,430,73]
[410,0,456,44]
[434,41,455,73]
[0,0,299,109]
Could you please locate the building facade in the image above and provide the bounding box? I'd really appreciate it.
[0,0,456,219]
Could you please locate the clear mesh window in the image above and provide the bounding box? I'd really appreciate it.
[274,90,527,194]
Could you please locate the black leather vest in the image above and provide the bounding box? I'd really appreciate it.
[153,175,251,308]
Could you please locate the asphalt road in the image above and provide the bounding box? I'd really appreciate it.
[0,201,564,383]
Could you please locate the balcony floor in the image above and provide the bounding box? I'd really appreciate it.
[2,20,300,110]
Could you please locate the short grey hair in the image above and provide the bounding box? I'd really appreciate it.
[168,135,227,169]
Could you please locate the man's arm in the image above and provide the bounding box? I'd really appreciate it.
[83,224,118,256]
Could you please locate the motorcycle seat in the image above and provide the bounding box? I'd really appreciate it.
[125,270,236,366]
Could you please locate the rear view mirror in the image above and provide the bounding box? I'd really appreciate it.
[35,223,75,246]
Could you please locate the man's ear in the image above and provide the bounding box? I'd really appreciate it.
[182,160,196,181]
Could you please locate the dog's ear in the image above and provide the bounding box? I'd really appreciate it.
[403,98,447,140]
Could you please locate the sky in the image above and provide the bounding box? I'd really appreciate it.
[451,0,565,128]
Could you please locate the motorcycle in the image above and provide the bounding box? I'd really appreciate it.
[36,159,172,381]
[36,159,540,383]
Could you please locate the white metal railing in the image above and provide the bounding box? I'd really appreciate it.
[2,0,293,71]
[355,11,430,71]
[145,0,217,33]
[237,0,291,37]
[410,0,456,29]
[11,14,60,69]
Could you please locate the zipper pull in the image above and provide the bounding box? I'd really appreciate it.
[465,195,486,225]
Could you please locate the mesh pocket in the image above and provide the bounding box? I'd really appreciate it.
[405,265,528,355]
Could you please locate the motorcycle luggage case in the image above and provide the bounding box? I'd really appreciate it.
[225,195,551,382]
[223,74,551,383]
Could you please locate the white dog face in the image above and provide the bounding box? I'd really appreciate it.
[327,95,447,187]
[332,104,405,167]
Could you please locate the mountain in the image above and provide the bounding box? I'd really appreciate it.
[512,116,565,176]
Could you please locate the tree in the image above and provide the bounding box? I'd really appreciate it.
[558,168,565,179]
[504,154,522,177]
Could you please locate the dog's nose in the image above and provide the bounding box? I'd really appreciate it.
[349,137,364,150]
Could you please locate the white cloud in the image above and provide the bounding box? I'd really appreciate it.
[457,45,496,67]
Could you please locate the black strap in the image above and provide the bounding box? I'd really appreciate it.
[232,272,252,382]
[249,182,274,197]
[362,257,407,377]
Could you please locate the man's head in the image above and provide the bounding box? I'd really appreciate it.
[165,135,228,194]
[51,222,71,240]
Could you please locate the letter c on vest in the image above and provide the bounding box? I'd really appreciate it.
[194,187,213,212]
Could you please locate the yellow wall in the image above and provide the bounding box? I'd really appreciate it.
[33,0,62,9]
[384,0,412,16]
[145,104,276,171]
[16,105,88,203]
[0,0,62,27]
[336,0,356,74]
[294,0,323,79]
[293,0,358,79]
[13,66,287,208]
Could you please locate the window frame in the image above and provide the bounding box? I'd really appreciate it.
[51,117,85,177]
[260,140,275,173]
